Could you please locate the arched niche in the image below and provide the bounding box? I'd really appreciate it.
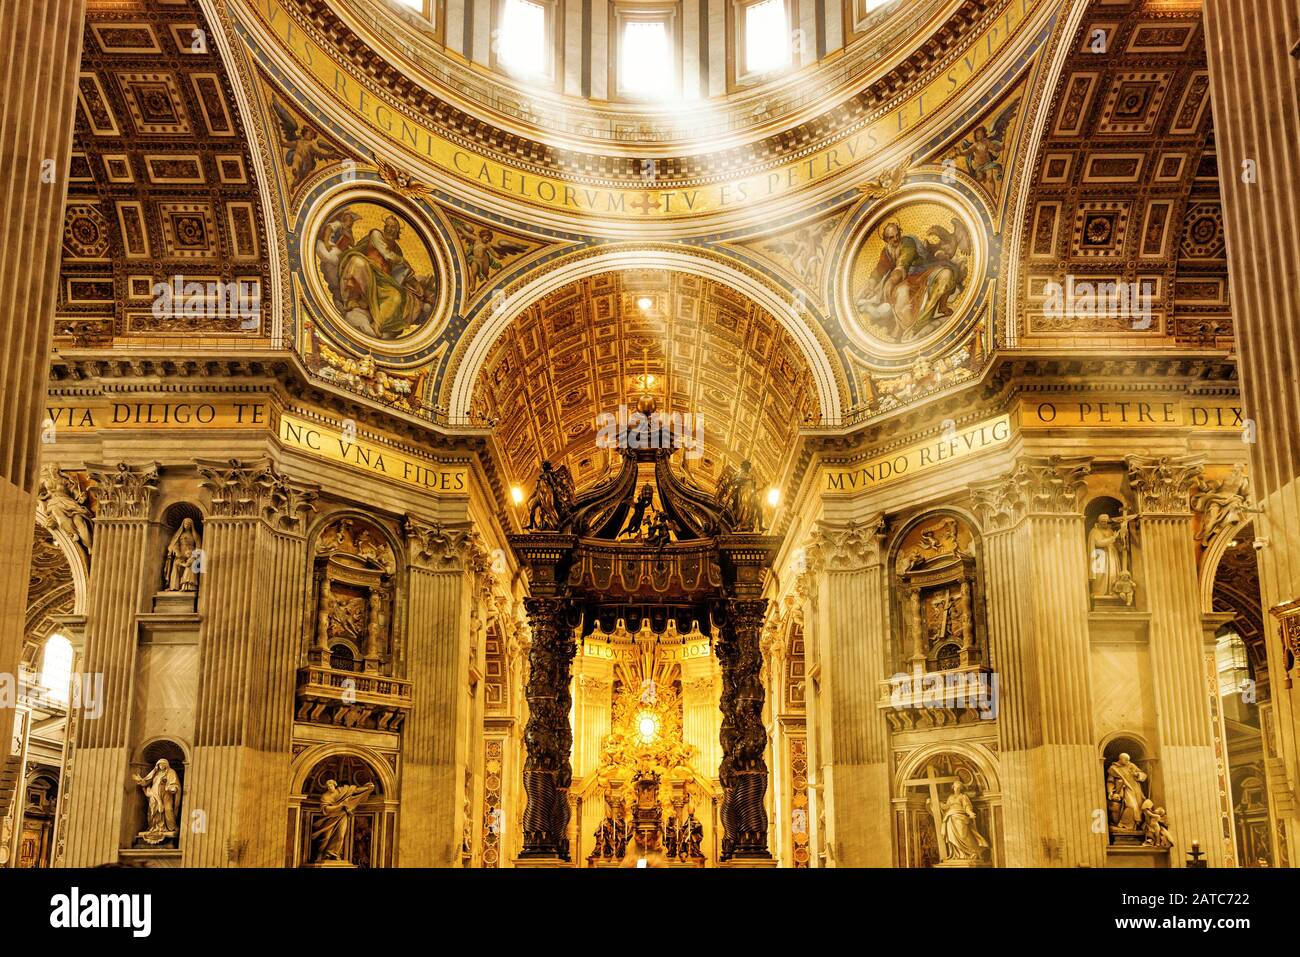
[1083,494,1139,609]
[153,501,206,612]
[289,746,397,868]
[1099,732,1165,850]
[893,744,1001,868]
[887,510,986,675]
[126,737,188,850]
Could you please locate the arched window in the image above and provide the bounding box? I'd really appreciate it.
[40,634,73,703]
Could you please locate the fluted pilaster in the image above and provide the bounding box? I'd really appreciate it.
[1127,455,1224,866]
[972,456,1102,867]
[803,517,890,866]
[183,459,316,867]
[64,463,159,866]
[401,516,483,865]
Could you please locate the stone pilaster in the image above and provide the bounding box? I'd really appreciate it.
[1202,0,1300,857]
[182,459,316,867]
[402,517,485,866]
[802,517,889,866]
[680,654,720,777]
[0,0,87,782]
[517,595,576,860]
[63,463,159,866]
[571,652,612,780]
[972,455,1103,867]
[1126,455,1224,866]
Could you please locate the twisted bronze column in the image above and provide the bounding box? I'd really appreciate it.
[519,597,575,859]
[717,597,771,859]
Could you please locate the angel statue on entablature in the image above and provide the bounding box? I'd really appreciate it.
[526,460,575,531]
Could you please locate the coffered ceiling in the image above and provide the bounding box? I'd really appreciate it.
[1016,0,1228,347]
[57,0,271,346]
[470,270,820,494]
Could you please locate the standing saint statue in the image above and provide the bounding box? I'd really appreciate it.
[1088,512,1136,600]
[162,517,202,592]
[133,758,181,845]
[1106,752,1149,831]
[937,781,989,863]
[311,779,376,864]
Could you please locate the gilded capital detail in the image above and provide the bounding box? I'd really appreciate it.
[404,515,484,569]
[86,462,160,520]
[970,455,1092,530]
[803,515,886,573]
[1126,455,1204,516]
[197,458,274,518]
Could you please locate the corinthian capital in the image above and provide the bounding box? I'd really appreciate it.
[970,455,1091,529]
[404,515,485,569]
[802,515,886,573]
[196,458,275,518]
[86,462,160,519]
[1126,454,1204,515]
[262,472,319,532]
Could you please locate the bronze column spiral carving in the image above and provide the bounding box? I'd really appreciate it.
[519,596,576,859]
[718,597,772,859]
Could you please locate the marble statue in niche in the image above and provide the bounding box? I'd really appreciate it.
[162,517,202,592]
[900,753,994,867]
[1106,752,1148,832]
[310,779,376,864]
[1087,505,1138,607]
[133,758,181,847]
[935,781,990,864]
[1105,750,1171,850]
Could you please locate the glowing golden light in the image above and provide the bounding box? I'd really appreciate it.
[637,713,659,741]
[766,486,781,507]
[510,485,524,505]
[636,295,654,311]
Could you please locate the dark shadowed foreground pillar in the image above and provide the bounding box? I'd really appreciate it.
[0,0,87,808]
